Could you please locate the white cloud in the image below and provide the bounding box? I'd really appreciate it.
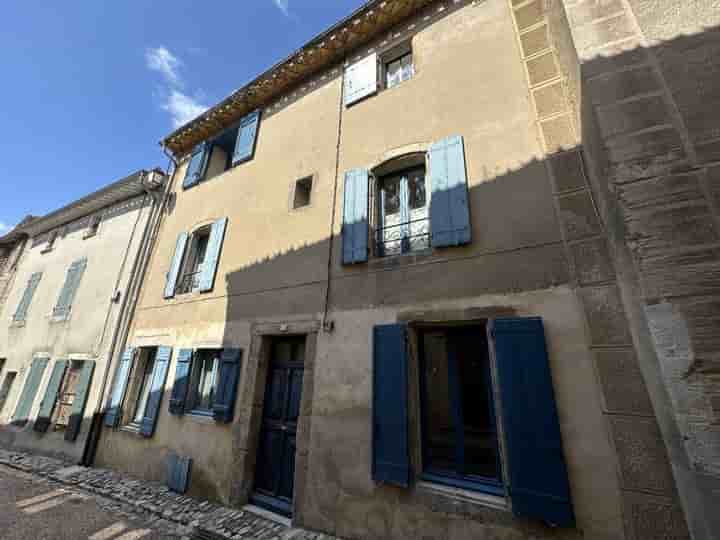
[273,0,290,16]
[146,47,183,87]
[145,46,208,128]
[0,222,11,235]
[162,90,208,128]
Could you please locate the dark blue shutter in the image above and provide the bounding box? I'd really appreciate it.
[14,272,42,322]
[429,135,471,247]
[169,349,194,415]
[166,453,192,494]
[342,168,369,264]
[104,348,135,427]
[183,142,210,189]
[212,348,242,423]
[372,323,410,487]
[34,360,67,433]
[140,346,172,437]
[164,233,189,299]
[53,259,87,319]
[13,357,49,425]
[492,317,574,527]
[232,110,261,165]
[198,217,228,293]
[65,360,95,441]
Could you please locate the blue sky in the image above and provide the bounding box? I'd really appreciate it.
[0,0,363,234]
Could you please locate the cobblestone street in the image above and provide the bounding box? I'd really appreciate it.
[0,450,336,540]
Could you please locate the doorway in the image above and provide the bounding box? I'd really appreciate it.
[251,336,305,516]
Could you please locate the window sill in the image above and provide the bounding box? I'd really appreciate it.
[184,411,217,424]
[82,232,97,240]
[367,248,434,269]
[49,314,70,324]
[416,480,509,513]
[10,320,26,328]
[40,247,54,255]
[119,423,142,435]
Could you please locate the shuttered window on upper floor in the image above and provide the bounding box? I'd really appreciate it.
[52,258,87,320]
[182,110,262,190]
[13,272,42,323]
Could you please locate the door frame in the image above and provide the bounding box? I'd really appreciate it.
[229,320,319,523]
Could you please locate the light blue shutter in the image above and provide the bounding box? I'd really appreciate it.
[429,135,471,247]
[169,349,193,415]
[53,259,87,319]
[492,318,575,526]
[13,272,42,322]
[34,360,67,433]
[183,142,210,189]
[232,110,261,165]
[65,360,95,441]
[344,53,378,106]
[140,346,172,438]
[212,348,242,423]
[198,218,228,293]
[12,357,49,425]
[104,348,134,427]
[342,168,369,264]
[164,233,189,299]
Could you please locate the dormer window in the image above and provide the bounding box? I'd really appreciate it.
[42,231,58,253]
[85,215,101,239]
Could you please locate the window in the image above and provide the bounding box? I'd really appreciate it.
[187,349,221,414]
[50,362,82,430]
[419,325,502,493]
[384,47,414,89]
[128,348,158,426]
[85,215,101,238]
[0,371,17,416]
[377,166,430,256]
[176,228,210,295]
[13,272,42,324]
[42,231,58,253]
[292,176,313,210]
[53,259,87,320]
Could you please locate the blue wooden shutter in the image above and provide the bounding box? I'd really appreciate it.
[232,110,261,165]
[12,357,49,425]
[53,258,87,319]
[429,135,471,247]
[372,324,410,487]
[212,348,242,423]
[198,217,228,293]
[183,142,210,189]
[140,346,172,437]
[492,317,575,527]
[342,168,369,264]
[344,53,378,106]
[104,348,135,427]
[164,232,189,299]
[65,360,95,441]
[13,272,42,322]
[169,349,194,415]
[166,453,193,494]
[34,360,67,433]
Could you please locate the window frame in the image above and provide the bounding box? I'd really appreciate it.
[416,323,505,497]
[186,348,222,416]
[124,347,158,429]
[176,227,212,296]
[84,214,102,239]
[49,360,83,431]
[291,175,314,211]
[374,163,431,258]
[42,231,58,253]
[382,42,414,90]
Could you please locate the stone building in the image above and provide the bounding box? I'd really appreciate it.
[93,1,719,539]
[0,170,167,464]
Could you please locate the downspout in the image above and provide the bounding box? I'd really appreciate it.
[321,57,347,333]
[82,166,175,465]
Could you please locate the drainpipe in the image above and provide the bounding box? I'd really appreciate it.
[82,155,178,466]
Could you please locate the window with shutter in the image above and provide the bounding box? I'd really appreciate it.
[53,258,87,320]
[344,53,378,106]
[13,272,42,323]
[212,348,242,423]
[139,346,172,437]
[0,371,18,416]
[164,233,189,299]
[429,135,471,247]
[169,349,194,415]
[12,357,49,426]
[105,348,135,427]
[342,168,369,264]
[232,110,261,166]
[64,360,95,441]
[34,360,68,433]
[183,142,210,189]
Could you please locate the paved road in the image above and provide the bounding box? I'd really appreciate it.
[0,465,187,540]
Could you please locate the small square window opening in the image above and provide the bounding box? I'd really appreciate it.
[293,176,313,209]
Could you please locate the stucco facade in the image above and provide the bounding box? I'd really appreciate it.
[0,170,166,464]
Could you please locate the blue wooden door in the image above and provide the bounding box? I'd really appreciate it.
[252,337,305,516]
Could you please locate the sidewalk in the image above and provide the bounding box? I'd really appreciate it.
[0,449,337,540]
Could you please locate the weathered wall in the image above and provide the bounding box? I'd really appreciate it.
[0,194,154,463]
[95,1,648,539]
[555,0,720,538]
